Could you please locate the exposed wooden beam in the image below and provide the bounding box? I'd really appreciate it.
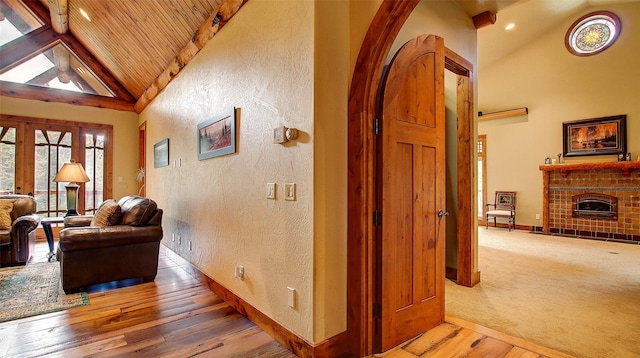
[134,0,247,113]
[47,0,68,33]
[0,81,135,112]
[0,27,58,72]
[472,11,496,29]
[60,33,136,102]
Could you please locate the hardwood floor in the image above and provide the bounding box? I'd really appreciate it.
[1,242,572,357]
[0,243,295,358]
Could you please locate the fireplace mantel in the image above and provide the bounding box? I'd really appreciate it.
[539,161,640,242]
[539,161,640,177]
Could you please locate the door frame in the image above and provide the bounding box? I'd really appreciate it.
[346,1,478,355]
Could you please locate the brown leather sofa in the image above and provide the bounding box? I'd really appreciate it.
[57,195,163,293]
[0,195,40,267]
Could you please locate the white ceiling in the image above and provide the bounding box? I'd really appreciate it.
[477,0,639,69]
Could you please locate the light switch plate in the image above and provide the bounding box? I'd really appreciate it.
[267,183,276,199]
[284,183,296,201]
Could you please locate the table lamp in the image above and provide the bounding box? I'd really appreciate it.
[53,160,90,217]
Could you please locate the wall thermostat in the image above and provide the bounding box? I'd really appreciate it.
[274,126,298,144]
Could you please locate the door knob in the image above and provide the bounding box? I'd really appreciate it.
[438,209,449,218]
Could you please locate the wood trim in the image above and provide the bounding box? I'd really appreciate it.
[542,171,550,234]
[160,246,316,357]
[138,122,146,196]
[446,48,478,288]
[445,315,574,358]
[0,81,135,112]
[347,1,419,356]
[482,223,534,232]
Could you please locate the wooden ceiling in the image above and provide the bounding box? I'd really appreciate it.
[0,0,244,112]
[49,0,225,100]
[1,0,519,112]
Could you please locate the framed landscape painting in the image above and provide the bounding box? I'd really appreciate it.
[197,108,237,161]
[153,138,169,168]
[562,115,626,157]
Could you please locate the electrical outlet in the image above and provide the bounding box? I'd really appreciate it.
[188,240,192,251]
[267,183,276,199]
[235,265,244,280]
[535,213,540,220]
[177,234,181,245]
[172,233,175,242]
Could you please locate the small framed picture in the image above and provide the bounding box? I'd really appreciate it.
[154,138,169,168]
[626,153,632,161]
[618,154,625,162]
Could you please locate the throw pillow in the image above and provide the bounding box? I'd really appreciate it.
[0,200,13,230]
[90,199,122,227]
[120,197,157,226]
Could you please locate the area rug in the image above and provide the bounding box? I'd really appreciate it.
[0,262,89,323]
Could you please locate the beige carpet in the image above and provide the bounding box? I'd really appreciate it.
[445,228,640,358]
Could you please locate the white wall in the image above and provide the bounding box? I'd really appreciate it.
[479,2,640,227]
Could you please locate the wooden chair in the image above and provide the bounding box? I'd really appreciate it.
[486,191,516,231]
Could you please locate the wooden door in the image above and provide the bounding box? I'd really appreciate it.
[375,34,446,351]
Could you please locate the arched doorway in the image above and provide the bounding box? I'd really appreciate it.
[345,1,477,355]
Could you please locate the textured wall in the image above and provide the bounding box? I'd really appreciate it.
[479,2,640,227]
[0,96,140,200]
[140,0,316,341]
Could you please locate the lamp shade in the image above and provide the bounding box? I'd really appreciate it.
[53,162,90,183]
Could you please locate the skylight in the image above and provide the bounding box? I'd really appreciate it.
[0,0,115,98]
[0,43,114,96]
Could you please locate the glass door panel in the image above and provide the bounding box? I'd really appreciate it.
[0,126,16,195]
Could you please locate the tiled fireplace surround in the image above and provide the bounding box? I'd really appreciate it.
[540,161,640,243]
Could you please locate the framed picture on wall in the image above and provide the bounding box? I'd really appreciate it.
[153,138,169,168]
[197,108,237,161]
[562,115,627,157]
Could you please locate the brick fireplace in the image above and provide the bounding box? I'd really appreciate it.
[540,161,640,243]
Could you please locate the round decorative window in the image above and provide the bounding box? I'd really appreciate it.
[565,11,621,56]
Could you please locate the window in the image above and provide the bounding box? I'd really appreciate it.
[565,11,621,56]
[478,135,487,223]
[0,115,112,217]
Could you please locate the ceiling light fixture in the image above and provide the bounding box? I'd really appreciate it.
[79,8,91,22]
[505,23,515,31]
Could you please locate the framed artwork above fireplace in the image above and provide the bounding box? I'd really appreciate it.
[562,115,627,157]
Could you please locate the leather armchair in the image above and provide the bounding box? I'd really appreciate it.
[0,195,40,267]
[58,196,163,293]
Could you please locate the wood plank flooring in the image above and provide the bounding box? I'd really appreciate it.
[1,242,572,357]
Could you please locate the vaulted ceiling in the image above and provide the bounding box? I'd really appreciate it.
[2,0,632,113]
[0,0,244,112]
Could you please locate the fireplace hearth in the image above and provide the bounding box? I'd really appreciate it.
[572,193,617,220]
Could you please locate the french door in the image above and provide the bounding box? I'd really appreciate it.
[0,115,112,217]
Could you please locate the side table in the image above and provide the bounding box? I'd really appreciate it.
[41,217,65,261]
